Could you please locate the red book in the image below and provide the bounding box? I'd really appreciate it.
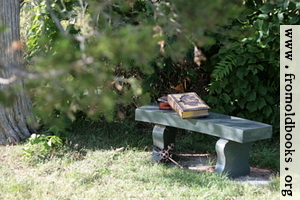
[159,102,173,110]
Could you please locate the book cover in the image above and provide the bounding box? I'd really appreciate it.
[157,95,168,103]
[167,92,210,118]
[157,95,173,110]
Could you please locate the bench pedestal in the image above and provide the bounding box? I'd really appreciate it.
[214,139,252,178]
[152,125,176,162]
[152,124,252,178]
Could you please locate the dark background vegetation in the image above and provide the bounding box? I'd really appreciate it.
[18,0,300,173]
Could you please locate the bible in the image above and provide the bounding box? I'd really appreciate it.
[167,92,210,118]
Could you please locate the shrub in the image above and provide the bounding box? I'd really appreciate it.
[203,0,300,135]
[22,133,63,162]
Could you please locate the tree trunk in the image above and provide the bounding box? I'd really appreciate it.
[0,0,35,144]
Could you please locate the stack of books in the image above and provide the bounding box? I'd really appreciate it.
[157,92,210,119]
[157,95,172,110]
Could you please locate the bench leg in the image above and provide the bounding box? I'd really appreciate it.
[152,125,176,161]
[214,139,252,178]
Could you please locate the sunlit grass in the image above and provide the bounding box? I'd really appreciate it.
[0,119,280,199]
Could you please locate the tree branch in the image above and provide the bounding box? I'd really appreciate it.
[0,75,17,85]
[45,0,67,36]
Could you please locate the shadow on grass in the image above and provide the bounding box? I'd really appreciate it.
[66,117,219,153]
[64,116,279,172]
[66,117,154,151]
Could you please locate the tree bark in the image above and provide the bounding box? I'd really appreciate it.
[0,0,35,144]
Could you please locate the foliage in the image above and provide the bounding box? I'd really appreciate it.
[204,0,300,135]
[22,133,63,161]
[22,0,157,126]
[20,0,243,132]
[19,0,288,142]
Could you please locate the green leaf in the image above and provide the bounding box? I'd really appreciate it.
[209,82,222,94]
[253,19,263,30]
[238,98,247,109]
[290,15,299,24]
[236,68,244,79]
[288,1,297,10]
[239,80,249,89]
[256,53,264,60]
[277,13,284,22]
[247,90,256,101]
[233,87,241,96]
[261,20,270,33]
[263,105,272,117]
[283,0,290,10]
[248,46,259,53]
[43,143,51,150]
[257,97,266,110]
[241,86,249,97]
[296,2,300,10]
[257,14,269,20]
[259,4,275,14]
[215,106,226,114]
[256,31,263,42]
[253,69,258,75]
[249,75,259,84]
[248,57,257,64]
[208,96,218,104]
[224,104,236,113]
[246,101,256,113]
[265,95,274,105]
[222,93,231,103]
[257,86,267,96]
[256,65,264,71]
[236,56,247,66]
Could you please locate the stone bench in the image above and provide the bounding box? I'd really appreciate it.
[135,103,272,178]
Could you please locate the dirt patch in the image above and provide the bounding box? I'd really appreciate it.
[247,167,273,180]
[167,153,274,184]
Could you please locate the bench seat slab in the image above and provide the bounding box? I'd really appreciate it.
[135,103,272,143]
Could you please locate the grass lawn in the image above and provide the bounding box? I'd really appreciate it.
[0,118,280,200]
